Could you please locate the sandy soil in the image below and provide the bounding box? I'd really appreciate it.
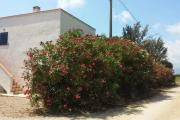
[0,96,32,118]
[0,86,180,120]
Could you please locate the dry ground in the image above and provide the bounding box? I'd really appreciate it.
[0,85,180,120]
[0,96,32,118]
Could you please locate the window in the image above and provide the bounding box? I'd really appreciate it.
[0,32,8,45]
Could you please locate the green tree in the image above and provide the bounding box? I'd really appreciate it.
[122,22,148,44]
[143,38,167,62]
[122,22,168,62]
[161,60,173,69]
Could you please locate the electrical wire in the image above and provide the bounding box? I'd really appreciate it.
[118,0,138,22]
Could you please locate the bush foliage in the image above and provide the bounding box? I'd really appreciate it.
[23,30,174,113]
[152,62,175,87]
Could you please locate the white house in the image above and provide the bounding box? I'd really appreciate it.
[0,6,96,94]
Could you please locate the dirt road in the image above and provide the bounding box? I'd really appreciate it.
[117,86,180,120]
[0,86,180,120]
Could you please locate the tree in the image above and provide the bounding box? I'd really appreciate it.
[122,22,168,62]
[143,38,167,62]
[161,60,173,69]
[122,22,148,45]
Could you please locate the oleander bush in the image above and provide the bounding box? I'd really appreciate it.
[23,30,174,113]
[152,62,175,87]
[106,39,155,99]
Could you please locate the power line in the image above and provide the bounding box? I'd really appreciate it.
[118,0,138,22]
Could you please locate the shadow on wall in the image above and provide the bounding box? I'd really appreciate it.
[0,63,13,94]
[0,84,6,93]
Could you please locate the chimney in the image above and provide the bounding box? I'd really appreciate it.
[33,6,41,13]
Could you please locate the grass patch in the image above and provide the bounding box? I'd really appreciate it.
[175,75,180,85]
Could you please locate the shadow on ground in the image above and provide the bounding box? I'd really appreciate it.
[40,87,177,120]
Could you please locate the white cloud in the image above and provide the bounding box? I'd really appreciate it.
[166,22,180,35]
[152,23,161,30]
[165,40,180,74]
[57,0,85,9]
[114,11,132,23]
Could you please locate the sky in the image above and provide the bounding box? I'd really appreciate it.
[0,0,180,74]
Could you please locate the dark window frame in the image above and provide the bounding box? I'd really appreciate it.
[0,32,8,45]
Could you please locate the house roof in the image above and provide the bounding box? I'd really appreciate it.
[0,8,95,30]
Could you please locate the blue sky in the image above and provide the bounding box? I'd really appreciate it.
[0,0,180,73]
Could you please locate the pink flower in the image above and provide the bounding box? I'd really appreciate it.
[89,64,93,69]
[27,52,33,59]
[49,66,55,74]
[119,64,124,69]
[75,94,81,101]
[66,86,71,91]
[64,103,69,109]
[92,62,95,66]
[61,51,65,58]
[46,97,52,108]
[80,64,86,69]
[47,99,51,103]
[47,97,51,103]
[78,87,83,92]
[60,64,69,76]
[60,63,65,68]
[23,89,30,95]
[83,74,87,80]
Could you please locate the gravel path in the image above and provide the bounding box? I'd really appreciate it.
[0,86,180,120]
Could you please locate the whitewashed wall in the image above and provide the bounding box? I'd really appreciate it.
[0,9,95,89]
[60,9,95,35]
[0,10,60,85]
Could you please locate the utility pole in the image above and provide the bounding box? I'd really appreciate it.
[109,0,112,38]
